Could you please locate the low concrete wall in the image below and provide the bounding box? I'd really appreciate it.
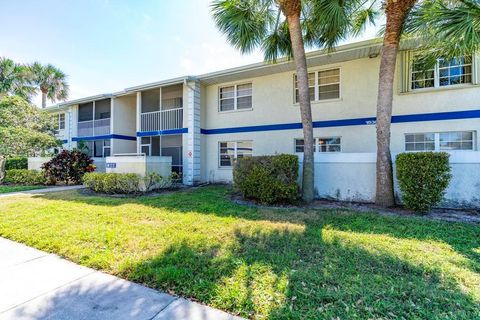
[28,157,52,171]
[297,152,480,208]
[105,156,172,178]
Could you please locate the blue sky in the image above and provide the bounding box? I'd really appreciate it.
[0,0,379,107]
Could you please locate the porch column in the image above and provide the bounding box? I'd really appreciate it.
[183,80,201,185]
[136,92,141,154]
[110,98,115,154]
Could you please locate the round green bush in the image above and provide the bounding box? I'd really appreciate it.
[396,152,452,213]
[233,154,299,204]
[5,157,28,170]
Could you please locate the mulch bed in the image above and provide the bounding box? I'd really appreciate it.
[230,193,480,224]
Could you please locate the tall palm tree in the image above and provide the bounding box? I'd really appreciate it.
[212,0,373,202]
[30,62,69,108]
[0,57,35,101]
[370,0,480,207]
[374,0,418,207]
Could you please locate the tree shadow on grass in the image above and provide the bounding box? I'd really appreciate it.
[35,186,480,269]
[29,187,480,318]
[119,224,480,319]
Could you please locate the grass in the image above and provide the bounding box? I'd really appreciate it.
[0,186,478,319]
[0,185,44,194]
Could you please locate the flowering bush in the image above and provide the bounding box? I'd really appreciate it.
[42,150,95,185]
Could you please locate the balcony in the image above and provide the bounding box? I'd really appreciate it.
[141,108,183,132]
[77,118,111,137]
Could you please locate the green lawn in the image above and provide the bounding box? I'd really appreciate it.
[0,185,44,194]
[0,186,478,319]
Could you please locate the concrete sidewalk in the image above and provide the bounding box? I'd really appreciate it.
[0,185,86,198]
[0,238,243,320]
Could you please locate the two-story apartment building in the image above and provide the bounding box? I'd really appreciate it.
[45,39,480,206]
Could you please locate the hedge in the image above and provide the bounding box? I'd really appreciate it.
[4,169,47,185]
[5,157,28,170]
[233,154,299,204]
[83,172,172,194]
[396,152,451,213]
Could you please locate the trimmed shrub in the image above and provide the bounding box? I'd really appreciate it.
[42,150,95,185]
[83,172,141,194]
[396,152,452,213]
[5,157,28,170]
[83,172,172,194]
[233,154,299,204]
[4,169,47,185]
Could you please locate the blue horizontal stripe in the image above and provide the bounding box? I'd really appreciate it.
[201,109,480,135]
[137,128,188,137]
[61,139,68,144]
[72,134,136,141]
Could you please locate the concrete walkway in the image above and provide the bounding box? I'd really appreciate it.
[0,238,243,320]
[0,185,85,198]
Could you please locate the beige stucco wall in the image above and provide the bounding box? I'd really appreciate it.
[200,54,480,183]
[112,95,137,155]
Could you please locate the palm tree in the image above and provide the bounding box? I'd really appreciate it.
[374,0,418,207]
[30,62,69,108]
[0,57,35,101]
[370,0,480,207]
[212,0,373,202]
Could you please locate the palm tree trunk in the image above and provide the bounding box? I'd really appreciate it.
[375,0,417,207]
[279,0,315,202]
[41,91,47,108]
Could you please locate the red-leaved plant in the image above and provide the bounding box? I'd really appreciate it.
[42,150,95,185]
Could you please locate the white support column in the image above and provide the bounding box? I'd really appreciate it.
[136,92,142,154]
[92,100,96,136]
[110,98,115,153]
[183,80,201,185]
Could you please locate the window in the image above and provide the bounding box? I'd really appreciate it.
[318,137,341,152]
[294,72,315,102]
[295,137,341,153]
[219,141,252,167]
[439,131,473,151]
[411,56,472,90]
[103,140,111,157]
[58,113,65,130]
[294,68,340,103]
[405,133,435,151]
[219,83,252,111]
[318,69,340,100]
[83,139,111,157]
[405,131,475,151]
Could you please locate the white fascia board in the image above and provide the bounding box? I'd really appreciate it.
[45,94,113,111]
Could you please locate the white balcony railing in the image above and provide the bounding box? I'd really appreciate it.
[77,118,111,137]
[141,108,183,132]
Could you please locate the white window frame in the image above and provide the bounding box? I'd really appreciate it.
[103,140,111,157]
[218,140,253,168]
[294,137,342,153]
[58,113,65,130]
[294,67,341,104]
[218,83,253,112]
[404,131,476,152]
[140,137,152,156]
[411,55,473,91]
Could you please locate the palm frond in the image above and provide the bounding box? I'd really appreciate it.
[211,0,276,54]
[405,0,480,60]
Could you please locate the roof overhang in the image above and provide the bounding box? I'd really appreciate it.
[43,38,422,110]
[197,38,420,85]
[44,94,113,112]
[197,39,382,85]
